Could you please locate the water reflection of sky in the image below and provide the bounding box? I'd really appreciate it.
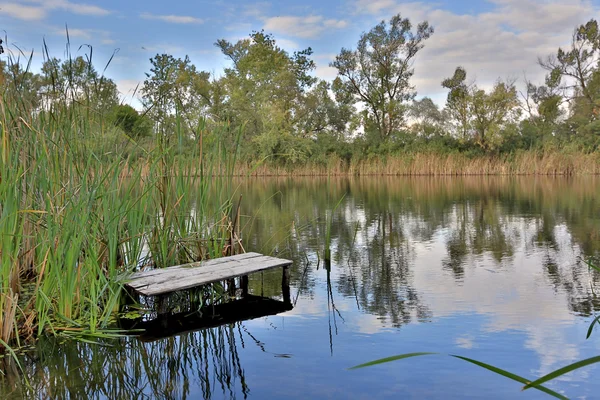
[232,178,600,399]
[5,177,600,399]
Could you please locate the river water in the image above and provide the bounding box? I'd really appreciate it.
[2,177,600,399]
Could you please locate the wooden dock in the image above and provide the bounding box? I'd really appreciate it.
[126,252,293,297]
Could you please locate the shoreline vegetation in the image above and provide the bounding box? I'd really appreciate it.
[236,150,600,176]
[2,7,600,382]
[2,16,600,183]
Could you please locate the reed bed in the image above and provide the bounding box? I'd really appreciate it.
[0,76,241,353]
[226,151,600,176]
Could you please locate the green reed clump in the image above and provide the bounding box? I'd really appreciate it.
[0,48,241,353]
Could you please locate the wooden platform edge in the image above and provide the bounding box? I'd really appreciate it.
[124,253,293,297]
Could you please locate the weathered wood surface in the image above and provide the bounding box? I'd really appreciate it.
[126,252,292,296]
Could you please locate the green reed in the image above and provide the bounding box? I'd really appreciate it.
[0,44,241,355]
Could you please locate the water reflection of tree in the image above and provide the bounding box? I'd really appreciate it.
[234,176,600,320]
[1,325,252,399]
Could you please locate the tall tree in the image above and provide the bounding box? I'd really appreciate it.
[469,81,520,149]
[141,54,190,134]
[331,13,433,142]
[215,31,317,162]
[38,55,118,112]
[142,53,222,138]
[0,59,41,110]
[538,19,600,147]
[409,97,445,137]
[539,19,600,105]
[442,67,520,149]
[441,67,470,140]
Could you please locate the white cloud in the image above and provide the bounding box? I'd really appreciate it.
[26,0,110,16]
[243,1,270,19]
[1,0,110,21]
[117,79,144,109]
[263,15,348,39]
[345,0,600,102]
[63,27,92,39]
[276,38,300,51]
[52,27,116,46]
[54,1,110,16]
[0,3,47,20]
[351,0,396,15]
[315,65,338,81]
[313,54,339,80]
[140,13,203,24]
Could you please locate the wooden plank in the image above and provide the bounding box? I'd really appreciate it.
[129,252,263,279]
[127,255,288,290]
[126,252,292,296]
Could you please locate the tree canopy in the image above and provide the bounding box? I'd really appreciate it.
[3,15,600,163]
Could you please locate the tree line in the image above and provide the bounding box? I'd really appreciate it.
[2,14,600,165]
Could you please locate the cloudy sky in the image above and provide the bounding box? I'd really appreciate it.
[1,0,599,105]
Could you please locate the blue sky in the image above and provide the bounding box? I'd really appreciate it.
[1,0,600,106]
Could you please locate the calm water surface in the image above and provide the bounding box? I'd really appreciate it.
[3,177,600,399]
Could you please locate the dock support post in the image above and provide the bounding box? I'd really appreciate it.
[156,294,169,315]
[227,278,236,296]
[241,275,249,297]
[282,266,291,305]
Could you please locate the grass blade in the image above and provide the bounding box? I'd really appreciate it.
[451,355,567,399]
[523,356,600,391]
[586,315,600,339]
[349,352,437,370]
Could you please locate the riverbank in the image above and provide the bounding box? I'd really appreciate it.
[237,151,600,176]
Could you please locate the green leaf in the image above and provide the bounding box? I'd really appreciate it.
[523,356,600,391]
[451,355,567,400]
[586,315,600,339]
[348,352,438,370]
[584,259,600,272]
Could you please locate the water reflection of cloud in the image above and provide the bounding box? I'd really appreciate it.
[455,334,477,349]
[326,201,597,379]
[410,215,594,377]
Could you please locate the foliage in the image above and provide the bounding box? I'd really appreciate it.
[442,67,521,150]
[110,104,152,138]
[0,40,242,356]
[331,14,433,143]
[4,17,600,167]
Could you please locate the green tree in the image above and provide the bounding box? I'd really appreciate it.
[0,58,41,110]
[442,67,520,149]
[539,19,600,105]
[441,67,470,140]
[215,31,317,162]
[110,104,152,138]
[142,53,223,139]
[331,13,433,142]
[470,81,520,150]
[538,19,600,148]
[38,55,118,112]
[409,97,446,137]
[142,54,190,134]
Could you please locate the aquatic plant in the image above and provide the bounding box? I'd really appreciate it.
[0,39,241,356]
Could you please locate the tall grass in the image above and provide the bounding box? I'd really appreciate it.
[0,45,241,352]
[233,151,600,176]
